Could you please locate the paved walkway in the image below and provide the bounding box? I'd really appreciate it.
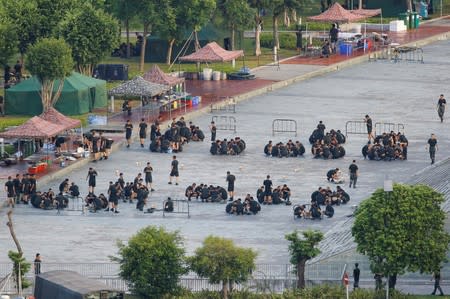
[1,17,450,295]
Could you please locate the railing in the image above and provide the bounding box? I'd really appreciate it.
[162,198,190,218]
[211,115,237,133]
[345,120,367,137]
[374,122,405,136]
[272,119,297,136]
[369,45,424,63]
[2,261,447,294]
[210,96,236,113]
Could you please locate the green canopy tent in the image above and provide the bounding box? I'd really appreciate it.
[5,73,107,115]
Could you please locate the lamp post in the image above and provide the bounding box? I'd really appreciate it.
[384,179,393,299]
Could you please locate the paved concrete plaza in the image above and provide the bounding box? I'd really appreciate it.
[1,39,450,267]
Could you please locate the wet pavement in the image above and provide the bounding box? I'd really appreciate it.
[1,18,450,296]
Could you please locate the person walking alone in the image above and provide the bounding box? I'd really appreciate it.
[427,133,438,165]
[431,270,444,296]
[34,253,42,275]
[349,160,358,188]
[437,94,446,123]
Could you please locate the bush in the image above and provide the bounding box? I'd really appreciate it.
[260,33,297,50]
[0,116,30,132]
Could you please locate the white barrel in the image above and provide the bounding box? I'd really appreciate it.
[203,68,212,80]
[1,295,11,299]
[221,72,227,80]
[212,71,221,81]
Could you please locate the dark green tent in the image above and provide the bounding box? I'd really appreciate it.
[5,72,107,115]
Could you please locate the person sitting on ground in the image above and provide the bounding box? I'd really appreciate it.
[185,183,199,201]
[324,201,334,218]
[264,141,273,156]
[310,202,322,219]
[68,182,80,197]
[59,178,70,194]
[136,183,149,211]
[164,197,174,212]
[326,168,338,182]
[265,140,305,158]
[256,186,265,203]
[336,186,350,204]
[331,168,345,184]
[55,192,68,210]
[230,198,244,215]
[294,204,307,218]
[321,39,331,58]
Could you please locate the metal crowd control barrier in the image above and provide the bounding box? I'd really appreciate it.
[211,115,237,133]
[345,120,367,137]
[57,194,85,215]
[369,45,424,63]
[272,119,297,136]
[162,199,190,218]
[210,96,236,113]
[374,122,405,136]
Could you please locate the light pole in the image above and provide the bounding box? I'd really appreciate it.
[383,179,393,299]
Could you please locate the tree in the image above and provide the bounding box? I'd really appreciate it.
[0,22,18,67]
[132,0,175,72]
[181,0,217,51]
[285,230,324,289]
[218,0,255,50]
[58,3,120,75]
[352,184,450,290]
[2,0,40,62]
[26,38,73,112]
[159,0,184,65]
[270,0,302,50]
[189,236,257,299]
[248,0,270,56]
[113,226,187,299]
[106,0,136,58]
[6,211,31,294]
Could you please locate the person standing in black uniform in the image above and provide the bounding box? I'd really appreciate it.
[427,133,438,165]
[226,171,236,201]
[5,176,16,208]
[353,263,360,289]
[437,94,446,123]
[263,175,273,204]
[91,131,100,162]
[125,120,133,148]
[349,160,358,188]
[87,167,98,193]
[210,121,217,142]
[168,155,179,185]
[143,162,155,191]
[364,114,374,141]
[139,118,147,148]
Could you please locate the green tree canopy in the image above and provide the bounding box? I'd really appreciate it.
[352,184,450,289]
[114,226,187,299]
[131,0,175,72]
[25,38,73,111]
[189,235,257,299]
[0,21,18,67]
[218,0,255,50]
[58,3,120,75]
[285,230,324,288]
[181,0,217,49]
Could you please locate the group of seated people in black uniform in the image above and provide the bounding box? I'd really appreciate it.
[309,122,346,159]
[264,140,306,158]
[31,180,80,210]
[226,194,261,215]
[256,184,292,205]
[293,185,350,219]
[210,137,246,155]
[150,118,205,153]
[362,132,408,161]
[185,183,228,202]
